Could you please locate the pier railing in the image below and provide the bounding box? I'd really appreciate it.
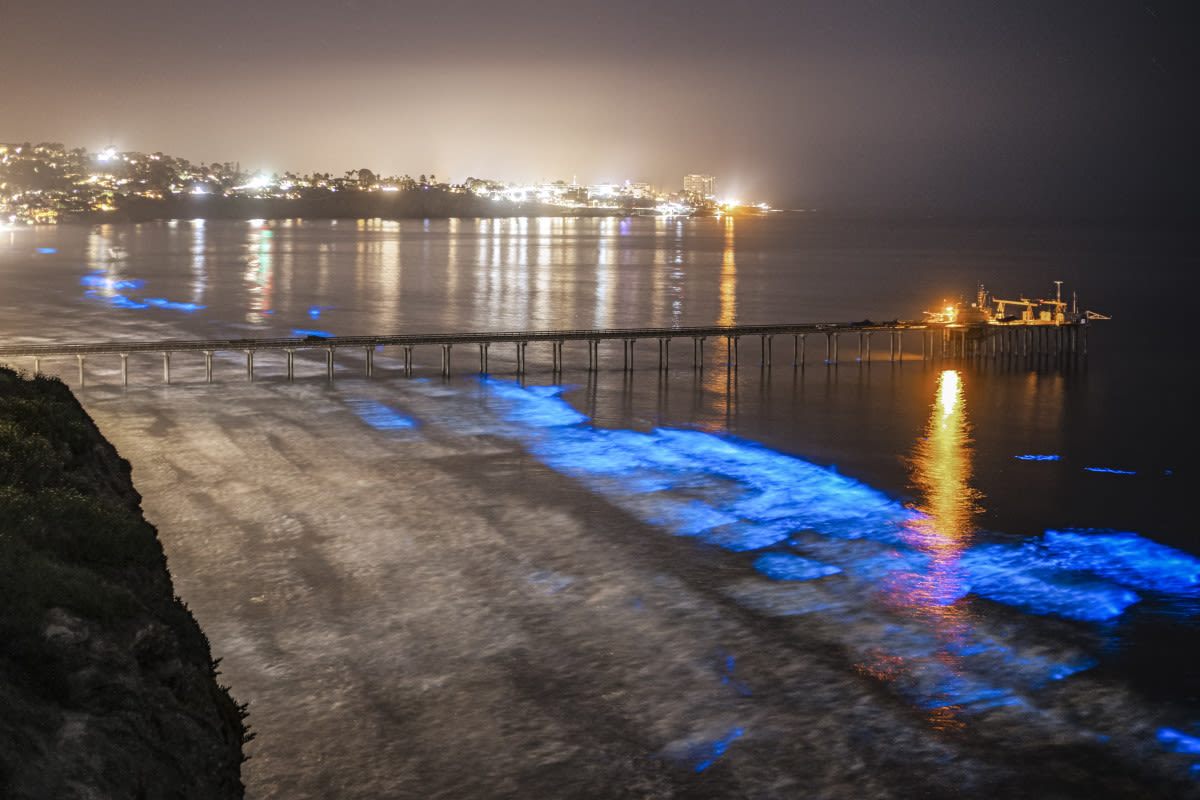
[0,319,1089,384]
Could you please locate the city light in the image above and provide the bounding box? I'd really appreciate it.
[0,140,778,224]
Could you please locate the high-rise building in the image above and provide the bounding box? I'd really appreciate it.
[683,173,716,200]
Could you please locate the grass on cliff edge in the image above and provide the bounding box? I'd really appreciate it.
[0,367,171,623]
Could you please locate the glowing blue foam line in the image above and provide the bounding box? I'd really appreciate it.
[754,553,842,581]
[453,379,1199,719]
[85,290,148,310]
[81,274,146,290]
[694,727,745,772]
[1015,454,1060,461]
[473,379,1199,622]
[1084,467,1137,475]
[1157,728,1200,755]
[347,399,419,432]
[1043,530,1200,594]
[960,544,1141,621]
[292,329,333,338]
[36,247,57,254]
[142,297,205,312]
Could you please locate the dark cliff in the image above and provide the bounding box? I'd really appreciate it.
[1,367,247,799]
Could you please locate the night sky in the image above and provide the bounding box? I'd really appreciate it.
[2,1,1195,215]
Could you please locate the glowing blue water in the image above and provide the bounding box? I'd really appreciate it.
[142,297,205,312]
[292,329,333,338]
[433,378,1200,729]
[753,553,842,581]
[692,728,745,772]
[347,399,419,432]
[81,274,145,290]
[471,379,1199,622]
[86,290,149,310]
[80,273,202,313]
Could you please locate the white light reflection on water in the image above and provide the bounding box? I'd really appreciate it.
[190,219,208,306]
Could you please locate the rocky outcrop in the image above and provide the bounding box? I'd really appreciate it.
[1,367,247,799]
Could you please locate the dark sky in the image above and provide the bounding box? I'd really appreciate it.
[2,1,1195,215]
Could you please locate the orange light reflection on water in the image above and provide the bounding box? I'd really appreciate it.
[869,369,983,729]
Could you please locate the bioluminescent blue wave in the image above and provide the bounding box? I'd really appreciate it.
[292,329,333,338]
[142,297,205,312]
[81,272,203,313]
[959,544,1141,621]
[1015,454,1060,461]
[1043,530,1200,594]
[390,378,1200,739]
[85,289,149,309]
[692,727,745,772]
[347,399,419,432]
[754,553,842,581]
[81,274,145,290]
[36,247,56,254]
[472,379,1198,623]
[1085,467,1138,475]
[308,304,334,319]
[1157,728,1200,755]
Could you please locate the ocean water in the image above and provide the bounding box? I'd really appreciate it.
[2,215,1196,797]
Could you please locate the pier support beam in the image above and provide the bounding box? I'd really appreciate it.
[825,332,839,364]
[793,334,806,367]
[857,332,872,363]
[285,349,294,381]
[552,341,564,373]
[364,345,374,377]
[162,352,170,384]
[326,346,335,381]
[587,340,599,372]
[761,335,773,368]
[440,344,452,377]
[78,355,85,386]
[658,338,669,371]
[33,356,41,375]
[623,339,636,372]
[515,342,527,375]
[245,350,254,381]
[403,346,414,375]
[204,350,214,382]
[726,336,739,369]
[479,342,489,374]
[120,353,129,386]
[692,336,705,370]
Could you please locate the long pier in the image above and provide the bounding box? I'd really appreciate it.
[0,320,1090,385]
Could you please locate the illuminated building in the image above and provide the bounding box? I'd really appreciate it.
[683,173,716,201]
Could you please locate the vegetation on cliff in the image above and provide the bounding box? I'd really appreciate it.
[1,367,247,798]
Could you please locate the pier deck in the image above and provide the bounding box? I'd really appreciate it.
[0,320,1089,384]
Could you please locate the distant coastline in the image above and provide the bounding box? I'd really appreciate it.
[73,188,630,224]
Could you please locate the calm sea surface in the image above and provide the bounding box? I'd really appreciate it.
[2,215,1197,797]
